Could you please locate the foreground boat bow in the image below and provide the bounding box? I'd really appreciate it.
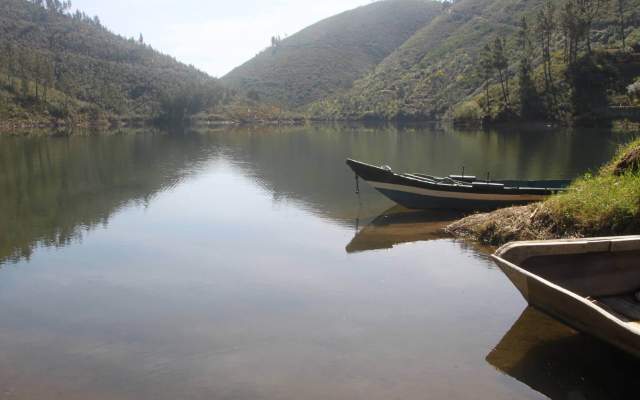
[492,236,640,358]
[346,159,569,210]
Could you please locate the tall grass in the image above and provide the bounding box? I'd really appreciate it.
[447,139,640,244]
[545,138,640,235]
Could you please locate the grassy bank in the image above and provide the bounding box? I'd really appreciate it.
[446,138,640,245]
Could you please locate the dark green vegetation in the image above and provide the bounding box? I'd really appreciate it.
[0,0,228,128]
[447,138,640,245]
[222,0,445,108]
[3,0,640,128]
[308,0,640,124]
[0,131,220,263]
[2,123,624,263]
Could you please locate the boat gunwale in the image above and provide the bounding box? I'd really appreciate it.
[492,236,640,337]
[346,159,569,195]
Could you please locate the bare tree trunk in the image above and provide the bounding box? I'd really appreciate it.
[619,2,626,50]
[498,70,509,107]
[485,82,490,114]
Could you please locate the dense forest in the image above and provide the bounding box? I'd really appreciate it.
[309,0,640,124]
[224,0,640,125]
[0,0,230,128]
[2,0,640,129]
[222,0,445,108]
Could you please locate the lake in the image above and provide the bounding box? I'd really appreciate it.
[0,124,638,399]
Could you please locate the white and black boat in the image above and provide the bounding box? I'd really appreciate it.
[346,159,570,210]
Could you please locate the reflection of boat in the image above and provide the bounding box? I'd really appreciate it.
[346,159,569,210]
[346,206,463,253]
[492,236,640,358]
[487,307,640,399]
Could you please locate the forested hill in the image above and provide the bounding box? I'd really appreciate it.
[310,0,640,122]
[222,0,445,108]
[0,0,227,127]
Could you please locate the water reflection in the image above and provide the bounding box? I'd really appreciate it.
[488,307,640,399]
[0,132,215,264]
[0,124,626,265]
[346,206,464,253]
[0,124,636,399]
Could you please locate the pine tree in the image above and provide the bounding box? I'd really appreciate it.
[517,16,531,51]
[560,1,577,64]
[480,43,494,115]
[575,0,604,54]
[536,1,555,91]
[493,37,510,108]
[616,0,627,50]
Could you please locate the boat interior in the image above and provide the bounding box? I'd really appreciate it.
[521,250,640,328]
[403,173,569,190]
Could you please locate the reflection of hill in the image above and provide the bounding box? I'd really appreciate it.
[208,124,620,225]
[0,124,622,265]
[0,132,215,264]
[345,206,463,253]
[487,307,640,399]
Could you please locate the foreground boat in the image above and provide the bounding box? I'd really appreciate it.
[346,159,569,210]
[492,236,640,358]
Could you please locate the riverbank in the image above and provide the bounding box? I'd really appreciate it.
[446,138,640,246]
[0,117,152,136]
[0,115,306,136]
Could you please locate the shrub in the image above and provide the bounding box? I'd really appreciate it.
[628,78,640,101]
[451,101,482,126]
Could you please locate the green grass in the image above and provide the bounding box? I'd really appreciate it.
[447,138,640,244]
[544,139,640,235]
[546,173,640,235]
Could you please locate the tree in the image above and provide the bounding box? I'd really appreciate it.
[18,49,30,98]
[616,0,627,50]
[575,0,604,54]
[480,43,494,114]
[138,33,144,45]
[518,55,543,120]
[536,1,555,91]
[560,1,578,64]
[566,53,618,122]
[517,16,531,52]
[42,58,54,102]
[492,36,510,108]
[518,16,543,120]
[1,42,16,88]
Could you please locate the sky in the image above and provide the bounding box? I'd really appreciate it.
[71,0,372,78]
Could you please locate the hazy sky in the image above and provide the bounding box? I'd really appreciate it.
[71,0,372,78]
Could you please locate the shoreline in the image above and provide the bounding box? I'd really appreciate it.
[445,138,640,246]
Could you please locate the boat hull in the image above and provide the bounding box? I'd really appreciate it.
[493,237,640,358]
[372,182,544,210]
[347,159,555,210]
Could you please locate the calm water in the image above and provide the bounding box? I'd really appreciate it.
[0,124,638,399]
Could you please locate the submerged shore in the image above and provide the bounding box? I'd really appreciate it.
[446,138,640,246]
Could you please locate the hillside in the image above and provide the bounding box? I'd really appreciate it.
[222,0,445,108]
[310,0,640,121]
[0,0,227,128]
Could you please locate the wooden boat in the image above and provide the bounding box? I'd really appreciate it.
[492,236,640,358]
[346,159,569,210]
